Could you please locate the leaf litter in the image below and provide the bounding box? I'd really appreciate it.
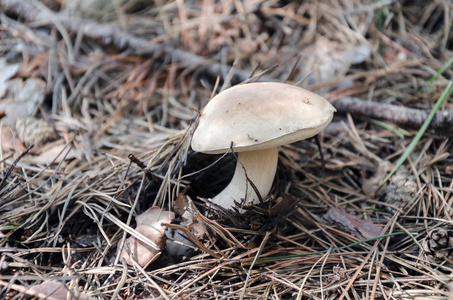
[0,0,453,299]
[323,207,382,240]
[119,206,175,268]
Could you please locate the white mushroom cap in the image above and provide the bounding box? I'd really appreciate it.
[191,82,336,154]
[191,82,335,209]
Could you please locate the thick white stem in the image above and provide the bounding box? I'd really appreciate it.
[212,148,278,209]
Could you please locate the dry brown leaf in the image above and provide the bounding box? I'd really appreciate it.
[270,195,296,216]
[16,53,50,78]
[122,225,167,267]
[120,207,175,267]
[324,207,382,240]
[135,206,175,227]
[0,78,46,125]
[29,280,94,300]
[1,125,26,153]
[296,37,371,85]
[21,141,81,165]
[174,192,190,216]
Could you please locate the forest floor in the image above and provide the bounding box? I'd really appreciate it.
[1,0,453,299]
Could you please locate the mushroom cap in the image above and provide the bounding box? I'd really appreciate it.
[191,82,336,154]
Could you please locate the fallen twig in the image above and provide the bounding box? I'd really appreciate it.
[0,0,273,84]
[3,0,451,135]
[334,96,453,133]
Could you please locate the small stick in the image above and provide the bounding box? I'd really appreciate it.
[334,96,453,133]
[128,154,154,181]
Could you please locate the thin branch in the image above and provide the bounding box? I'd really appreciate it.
[334,96,453,133]
[0,0,274,84]
[3,0,451,135]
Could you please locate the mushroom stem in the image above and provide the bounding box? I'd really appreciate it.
[213,148,279,209]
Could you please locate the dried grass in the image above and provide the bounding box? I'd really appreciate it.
[0,0,453,299]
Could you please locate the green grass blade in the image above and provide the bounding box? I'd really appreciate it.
[382,81,453,184]
[370,119,411,138]
[428,55,453,83]
[0,225,16,230]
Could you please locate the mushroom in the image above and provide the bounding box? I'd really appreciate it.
[191,82,335,209]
